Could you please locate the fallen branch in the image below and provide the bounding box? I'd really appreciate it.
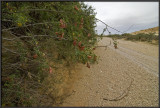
[103,77,134,101]
[96,40,111,50]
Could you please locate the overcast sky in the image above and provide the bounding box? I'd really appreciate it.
[84,2,159,35]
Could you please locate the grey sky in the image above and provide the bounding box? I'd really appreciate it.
[84,2,159,35]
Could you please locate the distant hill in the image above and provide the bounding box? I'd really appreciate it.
[131,27,159,35]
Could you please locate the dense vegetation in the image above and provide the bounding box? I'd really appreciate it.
[2,2,98,106]
[107,33,159,44]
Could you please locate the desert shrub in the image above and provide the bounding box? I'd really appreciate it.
[106,34,123,39]
[2,1,98,106]
[106,32,158,44]
[127,33,158,42]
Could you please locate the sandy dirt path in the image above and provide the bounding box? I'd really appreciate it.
[61,37,159,107]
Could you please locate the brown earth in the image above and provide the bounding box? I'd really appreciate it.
[60,37,159,107]
[131,26,159,35]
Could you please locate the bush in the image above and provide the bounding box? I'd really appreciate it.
[2,1,98,106]
[106,32,158,44]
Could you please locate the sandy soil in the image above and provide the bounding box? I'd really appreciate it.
[61,37,159,107]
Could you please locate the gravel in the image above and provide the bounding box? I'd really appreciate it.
[61,37,159,107]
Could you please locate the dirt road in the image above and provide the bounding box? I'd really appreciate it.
[61,37,159,107]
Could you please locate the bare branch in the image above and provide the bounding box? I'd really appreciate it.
[95,18,123,34]
[2,9,65,14]
[2,34,69,41]
[2,22,59,31]
[2,46,20,55]
[103,78,134,101]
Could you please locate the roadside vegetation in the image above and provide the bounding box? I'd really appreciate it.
[2,2,98,106]
[107,33,159,45]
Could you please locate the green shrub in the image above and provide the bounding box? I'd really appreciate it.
[2,1,98,106]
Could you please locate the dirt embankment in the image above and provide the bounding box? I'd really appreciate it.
[61,37,159,107]
[131,26,159,35]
